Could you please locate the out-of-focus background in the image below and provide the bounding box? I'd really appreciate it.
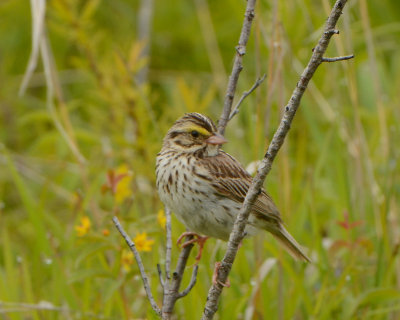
[1,0,399,318]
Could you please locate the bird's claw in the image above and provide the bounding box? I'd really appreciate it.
[176,232,209,261]
[212,262,231,287]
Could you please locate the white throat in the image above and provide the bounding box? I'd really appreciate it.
[205,144,219,157]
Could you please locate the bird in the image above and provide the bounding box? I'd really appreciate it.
[156,112,310,263]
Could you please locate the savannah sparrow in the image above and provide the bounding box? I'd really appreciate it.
[156,113,310,262]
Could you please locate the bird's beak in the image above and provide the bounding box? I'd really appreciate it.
[205,133,228,145]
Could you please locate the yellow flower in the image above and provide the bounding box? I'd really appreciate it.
[121,249,134,272]
[134,232,155,252]
[75,216,91,237]
[114,164,133,204]
[157,209,166,229]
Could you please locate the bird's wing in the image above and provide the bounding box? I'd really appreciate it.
[199,151,282,224]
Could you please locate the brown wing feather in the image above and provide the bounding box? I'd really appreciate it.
[199,150,310,262]
[199,151,282,224]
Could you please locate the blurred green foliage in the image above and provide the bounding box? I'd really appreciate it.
[1,0,399,319]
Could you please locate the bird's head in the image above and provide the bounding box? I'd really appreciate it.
[163,113,227,156]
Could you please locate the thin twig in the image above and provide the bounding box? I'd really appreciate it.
[322,54,354,62]
[201,1,351,319]
[157,264,165,288]
[218,0,257,135]
[165,207,172,280]
[178,265,199,298]
[229,74,266,121]
[112,217,161,316]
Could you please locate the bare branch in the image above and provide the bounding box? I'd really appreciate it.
[165,207,172,280]
[114,209,196,319]
[178,265,199,298]
[174,235,195,278]
[202,1,351,319]
[218,0,257,135]
[322,54,355,62]
[157,263,165,288]
[229,74,267,121]
[112,216,161,316]
[162,235,194,319]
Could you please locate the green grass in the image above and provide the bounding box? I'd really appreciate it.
[1,0,399,319]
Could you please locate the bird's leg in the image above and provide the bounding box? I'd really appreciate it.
[212,262,231,287]
[176,232,209,262]
[211,239,245,287]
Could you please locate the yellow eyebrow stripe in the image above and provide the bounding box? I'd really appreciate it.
[181,125,211,136]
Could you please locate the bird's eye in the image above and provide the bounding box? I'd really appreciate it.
[191,130,199,138]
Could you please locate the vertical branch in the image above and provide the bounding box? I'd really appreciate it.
[160,208,198,319]
[202,1,352,319]
[165,207,172,280]
[162,236,195,320]
[217,0,257,135]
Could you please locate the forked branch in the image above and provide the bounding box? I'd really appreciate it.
[202,0,353,319]
[229,74,267,121]
[113,208,199,320]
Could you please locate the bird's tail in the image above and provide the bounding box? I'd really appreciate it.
[271,225,311,262]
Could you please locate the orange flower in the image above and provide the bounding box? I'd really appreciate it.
[75,216,91,237]
[134,232,155,252]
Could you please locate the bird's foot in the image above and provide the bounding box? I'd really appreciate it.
[176,232,209,262]
[212,262,231,288]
